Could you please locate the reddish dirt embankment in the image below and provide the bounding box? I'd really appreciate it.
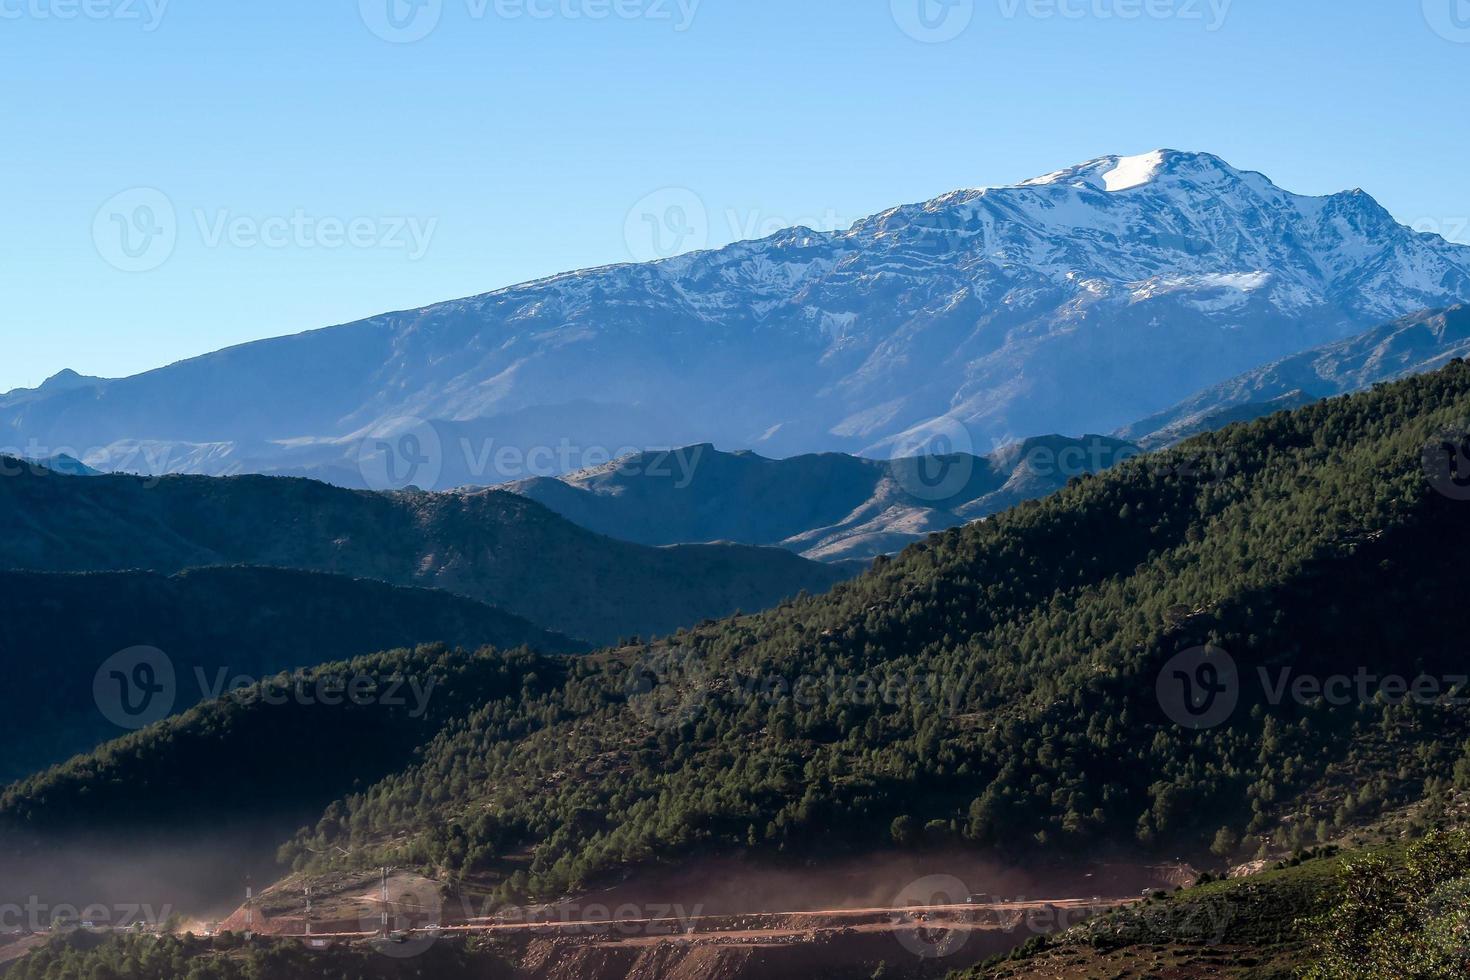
[500,900,1139,980]
[208,853,1192,979]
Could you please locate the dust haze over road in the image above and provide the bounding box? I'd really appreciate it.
[2,842,1192,978]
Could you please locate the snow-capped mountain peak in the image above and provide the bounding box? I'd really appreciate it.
[835,150,1468,326]
[5,151,1470,488]
[1015,148,1267,194]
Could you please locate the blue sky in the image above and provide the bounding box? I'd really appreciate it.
[2,0,1468,392]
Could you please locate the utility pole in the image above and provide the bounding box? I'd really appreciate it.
[245,879,254,940]
[381,868,389,934]
[305,885,312,938]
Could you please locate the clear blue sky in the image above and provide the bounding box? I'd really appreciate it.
[3,0,1468,392]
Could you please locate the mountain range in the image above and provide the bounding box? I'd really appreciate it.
[1122,303,1470,447]
[0,459,849,646]
[507,435,1137,562]
[493,299,1470,562]
[7,150,1470,489]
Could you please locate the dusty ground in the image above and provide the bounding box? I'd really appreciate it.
[0,933,49,969]
[196,854,1195,978]
[210,876,1170,978]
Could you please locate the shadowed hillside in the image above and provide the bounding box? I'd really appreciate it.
[0,565,578,783]
[508,436,1137,562]
[0,463,853,645]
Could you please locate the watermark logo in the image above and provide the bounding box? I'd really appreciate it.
[94,647,439,730]
[0,439,212,488]
[623,646,711,729]
[1159,649,1470,732]
[357,416,444,491]
[624,187,710,263]
[1156,645,1239,730]
[1409,216,1470,245]
[892,0,975,43]
[1424,0,1470,43]
[466,439,703,487]
[360,0,701,43]
[1089,896,1234,946]
[360,0,444,42]
[0,898,173,933]
[1423,877,1470,963]
[1015,436,1142,481]
[93,645,177,730]
[193,209,436,259]
[0,0,169,30]
[621,187,856,263]
[361,880,443,958]
[997,0,1232,30]
[93,188,177,273]
[1257,668,1470,712]
[891,874,971,958]
[93,189,437,273]
[730,668,969,717]
[1423,424,1470,501]
[485,899,705,938]
[889,415,976,502]
[623,655,971,729]
[199,669,439,718]
[488,0,701,29]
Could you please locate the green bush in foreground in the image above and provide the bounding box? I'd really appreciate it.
[1305,829,1470,979]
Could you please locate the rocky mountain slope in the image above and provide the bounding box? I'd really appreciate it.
[6,151,1468,488]
[1121,304,1470,447]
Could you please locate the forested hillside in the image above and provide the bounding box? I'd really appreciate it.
[266,361,1470,899]
[14,362,1470,914]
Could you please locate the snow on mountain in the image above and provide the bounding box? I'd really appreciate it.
[6,150,1469,489]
